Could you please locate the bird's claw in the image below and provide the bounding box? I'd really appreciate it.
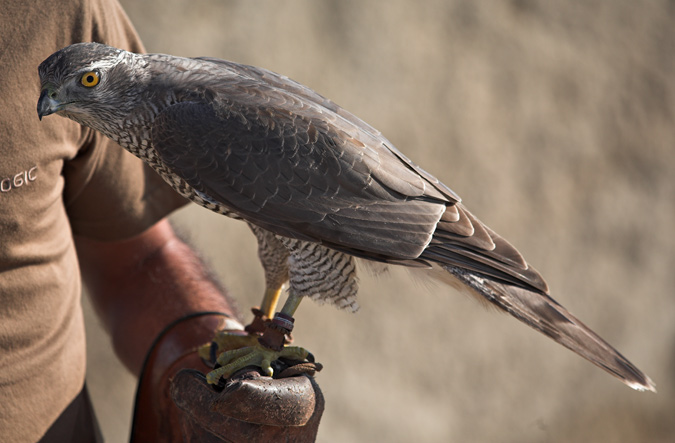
[197,329,259,364]
[205,342,312,384]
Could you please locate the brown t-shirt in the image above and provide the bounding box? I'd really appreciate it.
[0,1,187,440]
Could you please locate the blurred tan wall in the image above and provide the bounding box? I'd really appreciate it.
[84,1,675,442]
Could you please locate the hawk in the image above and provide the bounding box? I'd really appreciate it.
[38,43,654,392]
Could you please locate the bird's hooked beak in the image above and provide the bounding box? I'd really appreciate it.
[37,87,62,121]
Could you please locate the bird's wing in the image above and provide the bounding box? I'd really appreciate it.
[421,204,550,293]
[194,57,460,203]
[150,89,450,261]
[150,58,552,292]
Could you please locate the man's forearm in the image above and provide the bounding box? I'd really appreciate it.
[76,219,240,376]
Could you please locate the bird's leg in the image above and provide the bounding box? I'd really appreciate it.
[262,287,284,318]
[257,292,303,350]
[244,225,290,335]
[244,287,284,336]
[206,239,358,385]
[280,291,303,317]
[200,227,290,365]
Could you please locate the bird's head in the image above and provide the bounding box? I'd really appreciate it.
[37,42,147,133]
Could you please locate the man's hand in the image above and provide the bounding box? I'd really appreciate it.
[170,369,324,442]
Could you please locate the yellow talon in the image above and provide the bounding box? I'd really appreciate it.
[205,342,311,384]
[204,297,313,385]
[198,329,259,362]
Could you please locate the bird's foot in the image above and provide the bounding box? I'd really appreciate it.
[205,312,315,385]
[197,329,259,364]
[198,308,295,365]
[205,342,313,384]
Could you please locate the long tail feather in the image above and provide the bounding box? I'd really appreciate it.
[445,266,656,392]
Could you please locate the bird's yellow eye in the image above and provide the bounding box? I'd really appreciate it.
[80,71,100,87]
